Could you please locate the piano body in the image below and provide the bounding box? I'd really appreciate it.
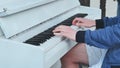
[0,0,101,68]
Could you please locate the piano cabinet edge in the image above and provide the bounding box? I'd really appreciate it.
[0,38,77,68]
[0,38,44,50]
[78,6,101,19]
[45,39,77,68]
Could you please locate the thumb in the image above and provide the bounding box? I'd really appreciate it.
[53,32,62,36]
[75,22,84,27]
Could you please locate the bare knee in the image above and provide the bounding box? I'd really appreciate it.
[61,54,80,68]
[61,54,74,64]
[61,43,88,65]
[61,49,79,65]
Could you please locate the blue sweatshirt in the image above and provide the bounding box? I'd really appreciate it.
[76,16,120,68]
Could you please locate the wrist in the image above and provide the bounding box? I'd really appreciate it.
[92,20,96,26]
[76,31,85,43]
[95,19,104,29]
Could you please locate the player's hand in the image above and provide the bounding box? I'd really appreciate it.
[53,25,77,41]
[72,17,96,28]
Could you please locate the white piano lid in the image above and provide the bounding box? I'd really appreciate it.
[0,0,80,38]
[0,0,57,17]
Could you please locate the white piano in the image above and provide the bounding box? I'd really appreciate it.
[0,0,101,68]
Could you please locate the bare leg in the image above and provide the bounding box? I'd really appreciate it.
[61,43,89,68]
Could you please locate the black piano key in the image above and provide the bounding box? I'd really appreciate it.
[24,13,88,45]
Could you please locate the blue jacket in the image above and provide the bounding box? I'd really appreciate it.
[76,16,120,68]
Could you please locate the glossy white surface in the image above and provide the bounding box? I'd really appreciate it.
[0,0,57,17]
[0,0,79,38]
[0,0,101,68]
[0,39,45,68]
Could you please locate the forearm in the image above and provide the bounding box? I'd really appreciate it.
[103,16,120,27]
[95,16,120,29]
[76,23,120,49]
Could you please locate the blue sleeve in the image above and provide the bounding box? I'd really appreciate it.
[85,23,120,49]
[103,16,120,27]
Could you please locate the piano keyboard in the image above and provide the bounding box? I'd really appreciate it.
[24,13,87,45]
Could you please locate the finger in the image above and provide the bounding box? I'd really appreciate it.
[72,18,79,25]
[53,31,65,36]
[53,32,62,36]
[72,17,82,25]
[54,25,69,31]
[76,22,80,26]
[76,22,83,26]
[52,28,62,33]
[54,25,66,30]
[53,27,67,35]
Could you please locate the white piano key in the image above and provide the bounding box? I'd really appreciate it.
[40,36,64,53]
